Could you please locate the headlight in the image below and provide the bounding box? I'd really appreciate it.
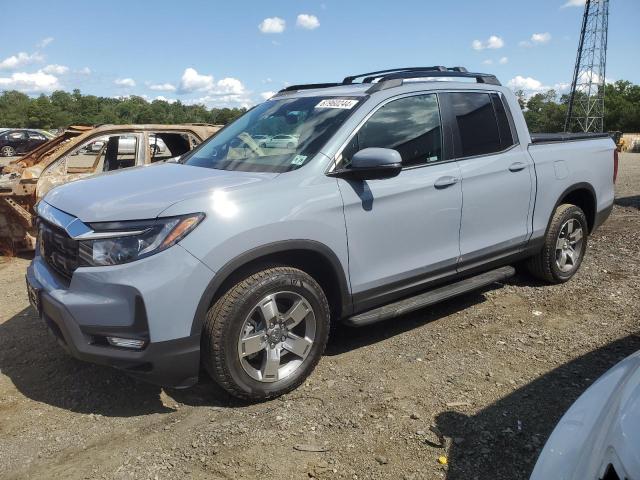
[78,213,204,266]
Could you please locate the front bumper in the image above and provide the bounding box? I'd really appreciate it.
[26,245,214,388]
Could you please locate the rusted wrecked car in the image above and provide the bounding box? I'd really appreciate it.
[0,123,221,253]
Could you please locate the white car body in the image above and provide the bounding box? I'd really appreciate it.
[531,349,640,479]
[88,135,167,154]
[262,134,298,148]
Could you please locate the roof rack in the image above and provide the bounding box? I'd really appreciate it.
[276,66,501,96]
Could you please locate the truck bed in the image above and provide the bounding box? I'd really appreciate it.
[530,132,611,144]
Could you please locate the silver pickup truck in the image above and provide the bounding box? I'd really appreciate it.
[26,67,616,400]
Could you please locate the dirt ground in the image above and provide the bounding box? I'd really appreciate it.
[1,154,638,480]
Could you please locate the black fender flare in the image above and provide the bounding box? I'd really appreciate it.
[190,240,351,335]
[550,182,597,231]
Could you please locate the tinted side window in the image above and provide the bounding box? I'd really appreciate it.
[449,92,501,157]
[490,93,515,150]
[343,94,442,168]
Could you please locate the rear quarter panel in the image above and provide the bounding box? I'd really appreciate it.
[528,137,615,238]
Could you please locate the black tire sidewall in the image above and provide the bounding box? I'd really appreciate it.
[548,207,588,282]
[217,270,329,399]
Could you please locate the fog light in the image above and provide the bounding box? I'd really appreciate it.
[106,337,146,349]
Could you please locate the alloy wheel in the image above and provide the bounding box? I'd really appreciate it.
[555,218,584,273]
[237,291,316,383]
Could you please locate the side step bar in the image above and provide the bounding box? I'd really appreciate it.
[343,266,515,327]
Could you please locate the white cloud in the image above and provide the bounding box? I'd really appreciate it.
[499,56,509,65]
[562,0,585,7]
[0,70,60,92]
[153,95,176,104]
[296,14,320,30]
[177,68,250,107]
[186,94,251,109]
[532,32,552,44]
[42,64,69,75]
[179,67,215,92]
[507,76,572,98]
[259,17,286,34]
[216,77,245,95]
[507,75,546,92]
[0,52,45,70]
[472,35,504,50]
[114,78,136,88]
[260,91,276,100]
[148,82,176,92]
[521,32,552,47]
[37,37,54,48]
[482,59,493,65]
[77,67,92,75]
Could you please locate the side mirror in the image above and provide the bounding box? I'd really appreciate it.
[332,147,402,180]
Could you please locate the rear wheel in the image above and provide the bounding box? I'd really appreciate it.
[1,146,15,157]
[202,267,330,401]
[525,204,588,283]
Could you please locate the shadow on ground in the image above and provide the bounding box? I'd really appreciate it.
[434,333,640,480]
[0,307,235,417]
[1,283,499,417]
[615,194,640,209]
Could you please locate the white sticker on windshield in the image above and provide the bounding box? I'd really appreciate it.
[315,99,359,110]
[291,155,307,166]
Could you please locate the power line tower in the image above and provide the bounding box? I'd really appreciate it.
[564,0,610,133]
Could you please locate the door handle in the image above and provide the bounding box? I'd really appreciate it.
[434,176,459,189]
[509,162,527,172]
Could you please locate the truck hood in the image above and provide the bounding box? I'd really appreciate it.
[43,163,278,222]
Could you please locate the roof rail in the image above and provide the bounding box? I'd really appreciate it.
[275,66,501,95]
[279,82,342,93]
[343,66,449,84]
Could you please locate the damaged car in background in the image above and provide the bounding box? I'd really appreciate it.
[0,123,221,253]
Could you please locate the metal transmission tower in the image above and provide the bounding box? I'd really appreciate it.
[564,0,610,133]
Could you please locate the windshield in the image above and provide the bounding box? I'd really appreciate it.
[183,96,362,173]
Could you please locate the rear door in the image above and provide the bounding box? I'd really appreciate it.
[335,93,463,312]
[441,91,534,271]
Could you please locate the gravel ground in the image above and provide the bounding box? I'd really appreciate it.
[1,153,638,480]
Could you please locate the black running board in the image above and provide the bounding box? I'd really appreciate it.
[343,266,515,327]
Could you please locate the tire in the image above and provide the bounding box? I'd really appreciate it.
[202,267,330,401]
[525,203,588,283]
[1,146,15,157]
[287,142,295,149]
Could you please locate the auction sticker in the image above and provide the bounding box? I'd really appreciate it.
[291,154,307,165]
[315,99,359,109]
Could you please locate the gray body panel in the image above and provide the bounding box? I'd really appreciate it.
[28,78,615,387]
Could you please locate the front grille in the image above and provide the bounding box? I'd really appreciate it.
[38,219,79,280]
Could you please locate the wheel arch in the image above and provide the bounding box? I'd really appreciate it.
[191,240,352,335]
[553,182,597,233]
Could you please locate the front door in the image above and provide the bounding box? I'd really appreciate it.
[335,93,463,312]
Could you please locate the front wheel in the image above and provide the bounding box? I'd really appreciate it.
[525,203,588,283]
[202,267,330,401]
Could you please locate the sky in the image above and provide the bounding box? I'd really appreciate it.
[0,0,638,108]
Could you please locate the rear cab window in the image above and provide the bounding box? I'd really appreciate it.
[444,91,515,158]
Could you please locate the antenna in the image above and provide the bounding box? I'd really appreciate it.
[564,0,610,133]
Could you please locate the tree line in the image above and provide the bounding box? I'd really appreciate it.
[0,89,246,129]
[0,80,639,133]
[516,80,640,133]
